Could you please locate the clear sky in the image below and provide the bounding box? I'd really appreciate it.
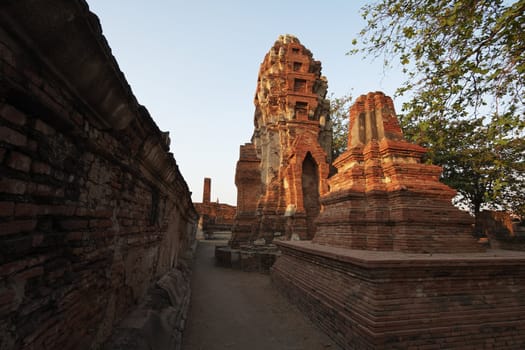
[87,0,406,205]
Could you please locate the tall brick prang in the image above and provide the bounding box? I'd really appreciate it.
[230,35,331,247]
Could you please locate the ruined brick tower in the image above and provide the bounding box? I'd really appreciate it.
[230,35,331,247]
[313,91,482,253]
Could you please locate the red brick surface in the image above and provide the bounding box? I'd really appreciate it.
[202,177,211,204]
[230,35,331,247]
[273,241,525,349]
[230,143,262,246]
[0,3,197,349]
[314,92,482,254]
[270,92,524,349]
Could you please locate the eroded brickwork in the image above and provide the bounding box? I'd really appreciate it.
[202,177,211,204]
[230,35,331,247]
[273,242,525,349]
[194,178,236,237]
[477,211,525,251]
[231,143,261,244]
[272,92,525,349]
[0,1,197,349]
[314,92,482,253]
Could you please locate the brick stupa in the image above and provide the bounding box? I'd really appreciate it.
[272,92,525,349]
[230,35,331,247]
[313,91,482,253]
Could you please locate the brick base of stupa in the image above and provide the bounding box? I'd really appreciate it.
[272,241,525,349]
[313,188,483,253]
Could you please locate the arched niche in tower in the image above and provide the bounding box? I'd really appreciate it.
[301,152,320,239]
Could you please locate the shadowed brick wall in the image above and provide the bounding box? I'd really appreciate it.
[0,1,197,349]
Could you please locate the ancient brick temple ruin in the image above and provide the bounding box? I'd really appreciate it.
[0,1,197,349]
[272,92,525,348]
[314,92,483,253]
[193,177,236,238]
[230,35,332,247]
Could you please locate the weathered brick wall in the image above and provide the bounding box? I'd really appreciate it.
[0,2,197,349]
[477,211,525,251]
[273,241,525,349]
[194,202,236,232]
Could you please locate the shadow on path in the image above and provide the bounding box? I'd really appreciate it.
[181,240,340,350]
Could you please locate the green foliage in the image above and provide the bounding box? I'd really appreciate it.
[352,0,525,217]
[329,93,353,160]
[352,0,525,121]
[400,115,525,216]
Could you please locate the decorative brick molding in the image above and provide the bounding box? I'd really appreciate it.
[314,92,481,254]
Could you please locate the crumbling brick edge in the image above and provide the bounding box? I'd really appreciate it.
[102,240,197,350]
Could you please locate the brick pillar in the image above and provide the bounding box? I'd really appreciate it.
[203,177,211,204]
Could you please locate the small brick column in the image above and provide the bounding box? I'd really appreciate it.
[203,177,211,204]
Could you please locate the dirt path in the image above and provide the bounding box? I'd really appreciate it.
[181,240,339,350]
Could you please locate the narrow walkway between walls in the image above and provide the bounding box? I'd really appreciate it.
[181,240,340,350]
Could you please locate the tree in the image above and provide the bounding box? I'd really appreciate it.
[351,0,525,122]
[351,0,525,218]
[330,93,353,160]
[400,115,525,217]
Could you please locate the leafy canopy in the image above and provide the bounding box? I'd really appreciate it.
[400,114,525,216]
[351,0,525,122]
[350,0,525,216]
[329,93,353,160]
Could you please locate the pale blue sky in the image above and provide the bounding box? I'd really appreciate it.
[87,0,406,205]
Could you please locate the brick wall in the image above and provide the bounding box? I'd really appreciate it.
[194,201,236,234]
[0,1,197,349]
[477,211,525,251]
[273,241,525,349]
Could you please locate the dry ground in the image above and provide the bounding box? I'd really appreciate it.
[181,239,340,350]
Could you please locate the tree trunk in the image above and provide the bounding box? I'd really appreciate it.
[473,200,483,236]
